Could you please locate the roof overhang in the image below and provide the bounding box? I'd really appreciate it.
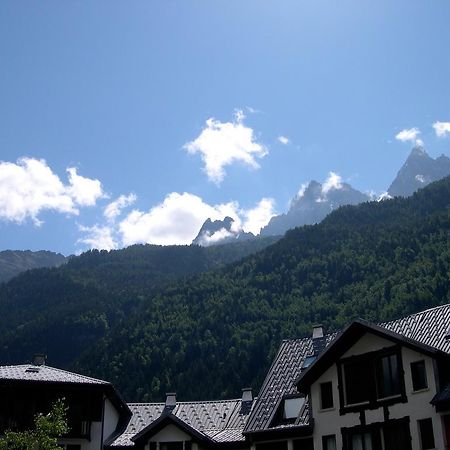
[296,318,449,392]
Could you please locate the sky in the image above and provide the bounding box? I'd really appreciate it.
[1,1,450,255]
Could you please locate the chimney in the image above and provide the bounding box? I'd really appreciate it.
[241,387,253,403]
[33,354,46,366]
[165,392,177,410]
[240,388,253,414]
[312,324,326,356]
[312,324,323,339]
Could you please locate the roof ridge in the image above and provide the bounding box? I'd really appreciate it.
[399,303,449,320]
[127,399,241,407]
[38,365,109,384]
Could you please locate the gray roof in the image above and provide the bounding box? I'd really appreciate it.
[0,364,109,385]
[244,303,450,434]
[109,398,254,447]
[382,304,450,353]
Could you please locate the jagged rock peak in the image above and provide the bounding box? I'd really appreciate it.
[260,178,369,237]
[388,146,450,197]
[192,217,254,247]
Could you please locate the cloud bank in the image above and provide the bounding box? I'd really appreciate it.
[184,110,267,184]
[78,192,276,250]
[0,157,104,225]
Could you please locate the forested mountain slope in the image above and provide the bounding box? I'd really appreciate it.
[0,250,66,283]
[0,177,449,403]
[74,176,450,402]
[0,236,278,367]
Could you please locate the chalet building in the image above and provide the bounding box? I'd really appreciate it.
[107,389,255,450]
[2,304,450,450]
[0,356,131,450]
[243,304,450,450]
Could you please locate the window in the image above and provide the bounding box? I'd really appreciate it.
[341,348,403,409]
[411,360,428,391]
[320,382,334,409]
[383,419,411,450]
[302,355,316,370]
[322,434,337,450]
[343,359,372,405]
[343,419,411,450]
[283,396,305,420]
[350,432,373,450]
[418,418,435,449]
[376,353,401,398]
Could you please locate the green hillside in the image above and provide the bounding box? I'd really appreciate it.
[74,176,450,401]
[0,236,278,367]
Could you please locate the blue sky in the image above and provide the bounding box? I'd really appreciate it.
[1,1,450,254]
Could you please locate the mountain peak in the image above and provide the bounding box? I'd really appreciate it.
[260,178,369,236]
[192,217,254,247]
[388,147,450,197]
[409,145,428,158]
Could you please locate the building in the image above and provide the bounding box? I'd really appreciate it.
[0,356,131,450]
[107,389,255,450]
[243,304,450,450]
[2,304,450,449]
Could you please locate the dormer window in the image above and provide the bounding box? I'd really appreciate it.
[270,395,305,427]
[283,396,305,420]
[301,355,316,371]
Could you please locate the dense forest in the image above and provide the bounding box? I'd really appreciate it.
[0,236,278,367]
[0,177,449,403]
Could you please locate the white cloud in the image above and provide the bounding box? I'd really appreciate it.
[184,110,267,184]
[0,157,104,225]
[118,192,241,246]
[196,228,236,247]
[297,183,308,199]
[104,193,137,222]
[395,127,421,144]
[377,192,392,202]
[322,172,343,194]
[116,192,275,247]
[241,198,276,235]
[66,167,104,206]
[278,136,290,145]
[433,121,450,138]
[77,224,118,251]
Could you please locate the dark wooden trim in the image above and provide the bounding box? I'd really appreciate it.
[341,416,411,450]
[337,345,407,415]
[244,424,313,442]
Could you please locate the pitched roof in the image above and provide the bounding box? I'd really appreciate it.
[244,303,450,434]
[108,398,254,447]
[296,318,450,391]
[0,364,109,385]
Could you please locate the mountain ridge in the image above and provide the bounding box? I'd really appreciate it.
[0,250,67,283]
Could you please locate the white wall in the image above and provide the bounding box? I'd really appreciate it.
[103,397,120,442]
